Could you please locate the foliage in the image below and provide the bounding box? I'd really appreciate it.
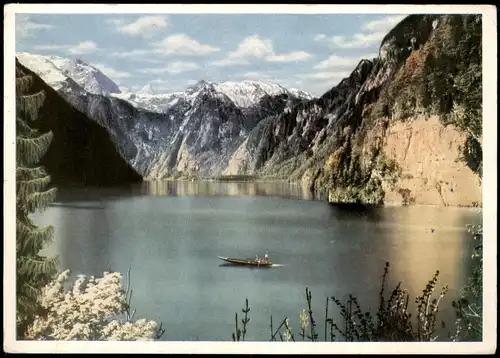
[450,224,483,341]
[232,262,453,342]
[25,269,165,341]
[16,73,59,338]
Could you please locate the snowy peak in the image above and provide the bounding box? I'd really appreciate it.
[16,52,121,96]
[16,52,69,90]
[213,80,313,108]
[59,59,121,95]
[137,84,155,95]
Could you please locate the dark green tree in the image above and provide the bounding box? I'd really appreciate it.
[16,67,59,338]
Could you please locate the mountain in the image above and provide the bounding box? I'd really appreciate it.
[15,53,313,115]
[224,14,482,207]
[111,90,181,113]
[15,59,142,187]
[137,84,155,95]
[17,54,311,179]
[16,52,121,95]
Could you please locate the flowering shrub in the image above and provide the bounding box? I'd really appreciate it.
[25,270,162,341]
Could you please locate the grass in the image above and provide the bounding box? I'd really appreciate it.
[230,258,480,342]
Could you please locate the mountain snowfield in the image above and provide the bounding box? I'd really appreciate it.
[16,52,313,113]
[16,52,312,179]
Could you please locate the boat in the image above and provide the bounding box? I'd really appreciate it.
[217,256,273,267]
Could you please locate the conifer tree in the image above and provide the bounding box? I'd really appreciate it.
[15,64,60,338]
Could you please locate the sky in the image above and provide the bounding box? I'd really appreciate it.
[15,13,410,96]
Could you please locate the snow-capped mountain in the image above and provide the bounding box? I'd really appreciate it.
[137,83,155,95]
[15,53,69,90]
[111,90,183,113]
[16,52,120,95]
[16,52,313,179]
[16,52,314,114]
[213,80,313,108]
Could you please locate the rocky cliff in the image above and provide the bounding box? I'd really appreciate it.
[15,59,143,187]
[225,14,482,207]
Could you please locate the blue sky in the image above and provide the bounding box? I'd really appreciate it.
[15,13,409,96]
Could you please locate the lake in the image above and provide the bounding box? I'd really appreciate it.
[34,180,482,341]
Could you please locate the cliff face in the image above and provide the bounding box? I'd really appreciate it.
[225,14,482,207]
[380,116,481,206]
[15,59,143,187]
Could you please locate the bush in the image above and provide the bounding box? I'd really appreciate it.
[233,262,451,342]
[25,269,165,341]
[450,224,483,341]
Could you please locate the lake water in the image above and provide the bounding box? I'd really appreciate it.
[34,180,482,341]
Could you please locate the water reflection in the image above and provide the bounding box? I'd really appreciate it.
[140,180,316,200]
[381,206,476,294]
[56,202,113,276]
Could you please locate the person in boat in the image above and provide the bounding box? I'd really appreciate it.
[263,251,269,263]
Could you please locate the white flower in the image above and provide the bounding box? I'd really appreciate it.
[26,270,162,341]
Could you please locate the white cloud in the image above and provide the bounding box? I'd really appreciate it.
[267,51,312,63]
[105,18,125,26]
[241,71,273,80]
[296,71,350,81]
[33,44,68,51]
[314,54,374,70]
[92,63,132,79]
[138,61,200,74]
[329,32,388,49]
[68,41,99,55]
[213,34,312,66]
[153,34,220,56]
[361,15,406,32]
[150,78,168,85]
[116,15,168,37]
[32,41,99,55]
[110,49,153,59]
[315,15,407,49]
[314,34,327,42]
[16,16,54,37]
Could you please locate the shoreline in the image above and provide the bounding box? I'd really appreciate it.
[62,178,483,210]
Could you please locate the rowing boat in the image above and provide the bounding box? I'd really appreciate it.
[217,256,273,267]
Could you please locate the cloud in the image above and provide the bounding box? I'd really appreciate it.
[68,41,99,55]
[361,15,406,32]
[16,16,54,37]
[33,41,99,55]
[109,34,218,61]
[314,34,327,41]
[33,44,68,51]
[296,71,350,81]
[115,15,168,37]
[150,79,169,85]
[92,63,132,79]
[153,34,220,56]
[138,61,200,74]
[267,51,312,63]
[105,18,124,26]
[240,71,274,80]
[213,34,312,66]
[313,54,374,70]
[110,49,153,59]
[330,32,388,49]
[315,15,407,49]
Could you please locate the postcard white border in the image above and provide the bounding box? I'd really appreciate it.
[4,4,497,354]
